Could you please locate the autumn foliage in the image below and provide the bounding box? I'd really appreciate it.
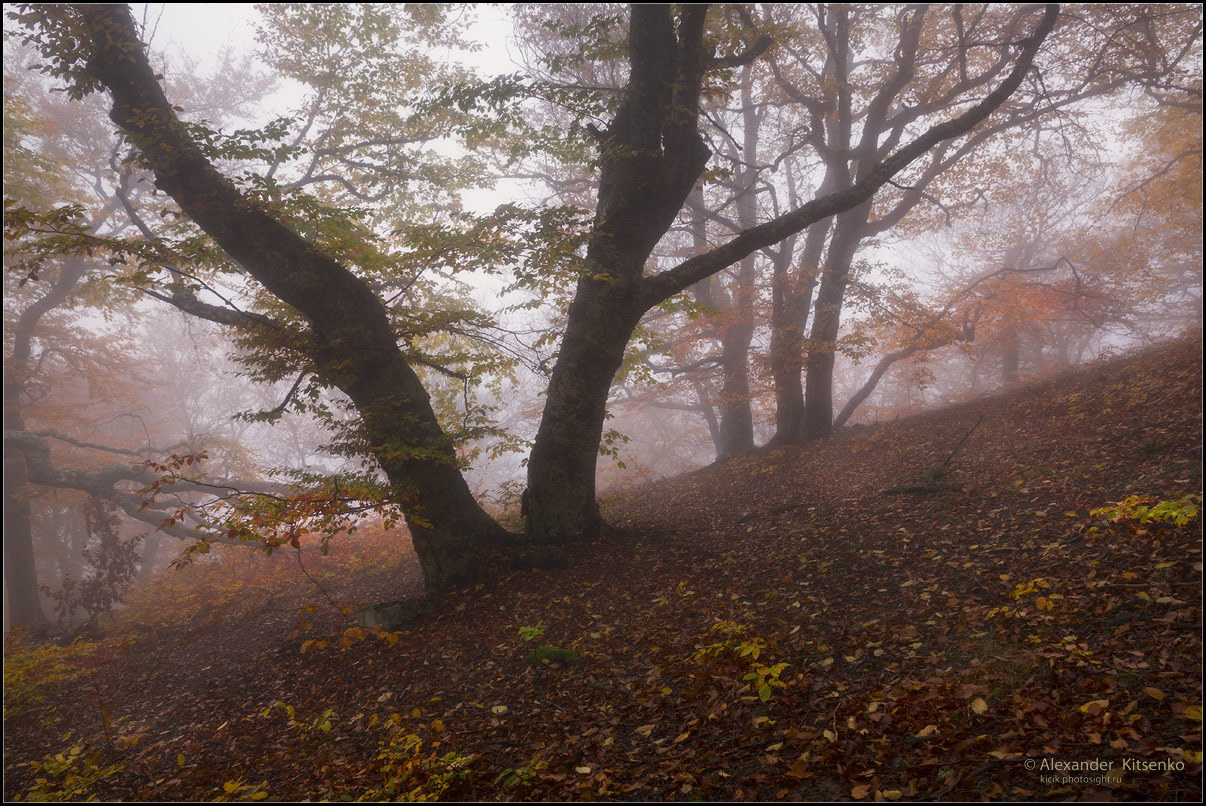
[4,335,1201,801]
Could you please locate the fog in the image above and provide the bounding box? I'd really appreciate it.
[4,4,1201,632]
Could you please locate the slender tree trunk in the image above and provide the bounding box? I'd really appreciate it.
[685,195,730,461]
[802,202,873,440]
[689,378,723,457]
[768,221,826,445]
[3,453,46,629]
[713,65,760,459]
[137,534,162,586]
[716,315,755,459]
[1001,327,1021,383]
[2,258,87,632]
[832,346,920,429]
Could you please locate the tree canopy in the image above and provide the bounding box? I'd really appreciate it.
[4,2,1201,612]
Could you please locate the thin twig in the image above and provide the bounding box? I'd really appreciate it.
[295,548,337,607]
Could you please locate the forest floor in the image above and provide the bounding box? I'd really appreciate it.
[4,335,1202,802]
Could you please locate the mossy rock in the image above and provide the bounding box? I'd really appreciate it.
[523,645,584,668]
[355,599,432,631]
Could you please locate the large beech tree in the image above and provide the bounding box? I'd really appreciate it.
[17,4,1057,592]
[522,4,1056,541]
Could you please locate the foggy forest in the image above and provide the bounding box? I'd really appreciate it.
[3,3,1202,802]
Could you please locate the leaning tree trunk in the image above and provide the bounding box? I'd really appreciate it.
[77,4,510,594]
[832,346,920,429]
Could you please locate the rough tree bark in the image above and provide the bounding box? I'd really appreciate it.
[48,3,1056,557]
[526,3,1058,542]
[73,4,512,594]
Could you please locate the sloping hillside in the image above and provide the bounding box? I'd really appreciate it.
[4,335,1201,802]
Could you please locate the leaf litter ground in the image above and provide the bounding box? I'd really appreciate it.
[4,335,1201,801]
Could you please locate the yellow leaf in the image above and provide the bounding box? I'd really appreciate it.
[1184,705,1202,721]
[575,766,591,774]
[250,793,268,801]
[1143,687,1166,701]
[1079,699,1110,715]
[635,724,655,737]
[411,708,422,718]
[851,784,870,799]
[674,731,690,743]
[822,729,836,742]
[916,724,938,737]
[971,698,988,715]
[882,790,903,800]
[1184,750,1203,763]
[491,705,509,715]
[177,754,185,767]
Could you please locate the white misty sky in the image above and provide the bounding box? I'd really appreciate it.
[135,3,521,97]
[133,2,529,308]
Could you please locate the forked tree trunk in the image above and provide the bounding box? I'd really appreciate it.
[67,3,1057,556]
[527,3,1056,540]
[526,6,713,543]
